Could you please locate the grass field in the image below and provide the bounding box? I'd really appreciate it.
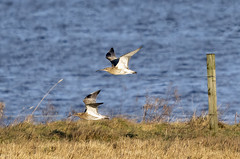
[0,117,240,159]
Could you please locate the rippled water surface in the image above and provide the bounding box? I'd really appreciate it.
[0,0,240,123]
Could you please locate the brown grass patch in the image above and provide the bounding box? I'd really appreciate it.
[0,117,240,158]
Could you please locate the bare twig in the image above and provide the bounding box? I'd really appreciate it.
[31,79,63,115]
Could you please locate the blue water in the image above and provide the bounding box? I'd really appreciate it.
[0,0,240,123]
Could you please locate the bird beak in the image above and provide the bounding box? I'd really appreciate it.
[96,69,104,72]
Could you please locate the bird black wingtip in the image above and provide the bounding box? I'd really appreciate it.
[109,48,114,52]
[91,89,101,95]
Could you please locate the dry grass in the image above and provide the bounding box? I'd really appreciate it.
[143,86,180,122]
[1,138,240,159]
[0,118,239,158]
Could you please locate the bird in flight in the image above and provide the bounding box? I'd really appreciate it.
[97,46,142,75]
[73,90,109,120]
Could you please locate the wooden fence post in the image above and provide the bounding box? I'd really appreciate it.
[206,54,218,131]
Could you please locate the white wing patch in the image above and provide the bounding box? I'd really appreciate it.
[116,47,142,69]
[116,56,130,69]
[86,105,100,117]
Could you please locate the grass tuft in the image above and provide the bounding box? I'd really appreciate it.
[143,86,180,122]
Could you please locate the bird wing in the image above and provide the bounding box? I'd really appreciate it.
[106,48,117,62]
[116,46,142,69]
[83,90,104,117]
[85,103,103,116]
[106,48,119,66]
[83,90,101,105]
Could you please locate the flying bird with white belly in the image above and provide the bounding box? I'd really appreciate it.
[73,90,109,120]
[97,46,143,75]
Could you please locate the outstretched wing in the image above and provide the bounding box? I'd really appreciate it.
[106,48,119,66]
[85,103,103,116]
[106,48,117,61]
[116,46,142,69]
[83,90,101,105]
